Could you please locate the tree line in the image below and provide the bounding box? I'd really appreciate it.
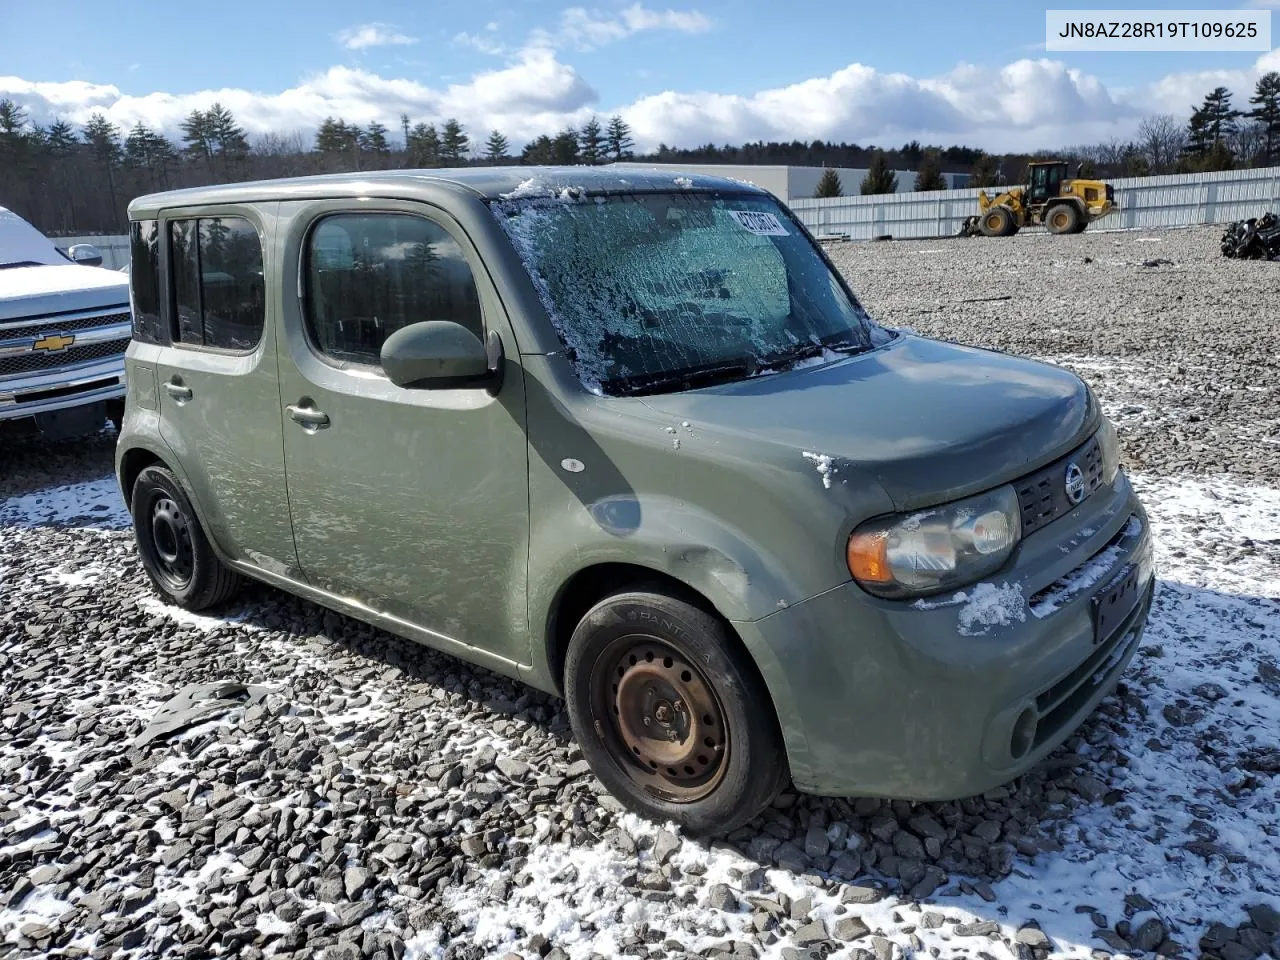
[0,70,1277,232]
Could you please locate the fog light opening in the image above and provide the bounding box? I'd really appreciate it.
[1010,707,1037,761]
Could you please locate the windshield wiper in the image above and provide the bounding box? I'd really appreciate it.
[759,336,864,372]
[611,357,757,396]
[0,261,45,270]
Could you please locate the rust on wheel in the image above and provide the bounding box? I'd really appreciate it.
[590,638,728,802]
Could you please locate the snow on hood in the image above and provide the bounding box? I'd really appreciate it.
[0,206,67,268]
[0,264,130,322]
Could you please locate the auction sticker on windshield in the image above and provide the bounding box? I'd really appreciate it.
[727,210,789,236]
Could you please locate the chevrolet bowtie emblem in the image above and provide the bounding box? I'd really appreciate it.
[33,333,75,352]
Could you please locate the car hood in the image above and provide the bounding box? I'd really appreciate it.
[0,264,131,322]
[638,335,1094,511]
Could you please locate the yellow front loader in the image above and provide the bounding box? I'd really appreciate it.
[960,161,1115,237]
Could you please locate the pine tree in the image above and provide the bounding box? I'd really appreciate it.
[180,108,215,165]
[913,151,945,191]
[968,152,998,188]
[360,122,391,166]
[440,118,469,163]
[813,168,842,198]
[1198,138,1235,172]
[124,123,178,187]
[552,127,579,164]
[1188,87,1241,152]
[484,130,509,163]
[605,115,633,160]
[315,117,362,170]
[82,113,122,220]
[578,117,604,164]
[1249,71,1280,166]
[206,103,248,165]
[859,151,897,195]
[407,122,440,167]
[521,134,555,165]
[44,119,78,154]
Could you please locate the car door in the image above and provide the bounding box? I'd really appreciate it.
[276,200,530,666]
[153,205,298,576]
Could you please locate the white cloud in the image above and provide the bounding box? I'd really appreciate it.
[453,31,507,56]
[2,49,1276,155]
[536,3,712,51]
[335,22,419,51]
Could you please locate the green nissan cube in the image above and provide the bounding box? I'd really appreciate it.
[116,167,1153,831]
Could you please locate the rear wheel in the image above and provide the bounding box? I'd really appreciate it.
[1046,203,1082,235]
[979,205,1015,237]
[564,589,789,833]
[131,465,241,610]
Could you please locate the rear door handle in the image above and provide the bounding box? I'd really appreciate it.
[286,403,330,430]
[164,381,193,402]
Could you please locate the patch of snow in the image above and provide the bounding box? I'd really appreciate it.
[956,581,1026,635]
[1031,516,1143,618]
[0,477,129,530]
[673,177,693,189]
[801,451,836,489]
[139,596,252,632]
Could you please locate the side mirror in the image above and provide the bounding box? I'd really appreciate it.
[380,321,504,393]
[67,243,104,267]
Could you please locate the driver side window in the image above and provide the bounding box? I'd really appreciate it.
[304,213,483,368]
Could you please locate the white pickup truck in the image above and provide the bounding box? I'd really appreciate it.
[1,206,131,438]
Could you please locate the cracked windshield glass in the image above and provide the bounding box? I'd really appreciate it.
[493,192,877,395]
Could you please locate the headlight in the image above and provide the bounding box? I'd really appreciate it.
[1097,415,1120,484]
[848,486,1022,599]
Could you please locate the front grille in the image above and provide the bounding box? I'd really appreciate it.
[0,311,131,338]
[1031,583,1150,747]
[1014,437,1104,536]
[0,338,129,378]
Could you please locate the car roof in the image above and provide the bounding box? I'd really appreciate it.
[128,166,770,217]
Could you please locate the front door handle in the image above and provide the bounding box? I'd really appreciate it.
[164,381,193,402]
[286,403,330,430]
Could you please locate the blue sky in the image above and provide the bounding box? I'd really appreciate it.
[1,0,1276,152]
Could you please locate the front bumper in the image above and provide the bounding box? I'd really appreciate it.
[0,356,126,421]
[735,471,1152,799]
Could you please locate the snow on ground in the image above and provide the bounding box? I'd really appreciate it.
[0,476,129,530]
[2,350,1279,959]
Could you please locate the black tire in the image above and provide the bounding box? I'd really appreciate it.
[130,465,240,610]
[564,589,789,833]
[979,206,1014,237]
[1045,203,1081,235]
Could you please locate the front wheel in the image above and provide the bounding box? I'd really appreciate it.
[1046,203,1081,234]
[564,589,789,833]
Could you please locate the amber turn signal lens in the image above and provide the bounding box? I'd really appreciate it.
[847,531,892,583]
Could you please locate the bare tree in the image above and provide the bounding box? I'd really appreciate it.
[1230,119,1266,167]
[1136,115,1186,174]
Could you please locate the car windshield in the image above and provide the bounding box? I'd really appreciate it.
[0,207,68,269]
[491,191,878,396]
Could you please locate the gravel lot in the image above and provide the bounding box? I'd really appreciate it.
[2,224,1278,960]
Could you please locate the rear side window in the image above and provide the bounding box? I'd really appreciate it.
[167,216,265,351]
[129,220,165,344]
[304,213,483,368]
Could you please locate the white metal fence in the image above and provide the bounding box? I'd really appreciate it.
[55,166,1280,262]
[791,166,1280,241]
[50,234,131,270]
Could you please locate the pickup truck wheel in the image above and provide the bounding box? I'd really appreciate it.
[131,465,240,611]
[565,590,789,833]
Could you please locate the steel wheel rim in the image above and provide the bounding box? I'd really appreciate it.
[985,213,1004,231]
[589,636,729,802]
[149,496,194,588]
[1051,211,1069,230]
